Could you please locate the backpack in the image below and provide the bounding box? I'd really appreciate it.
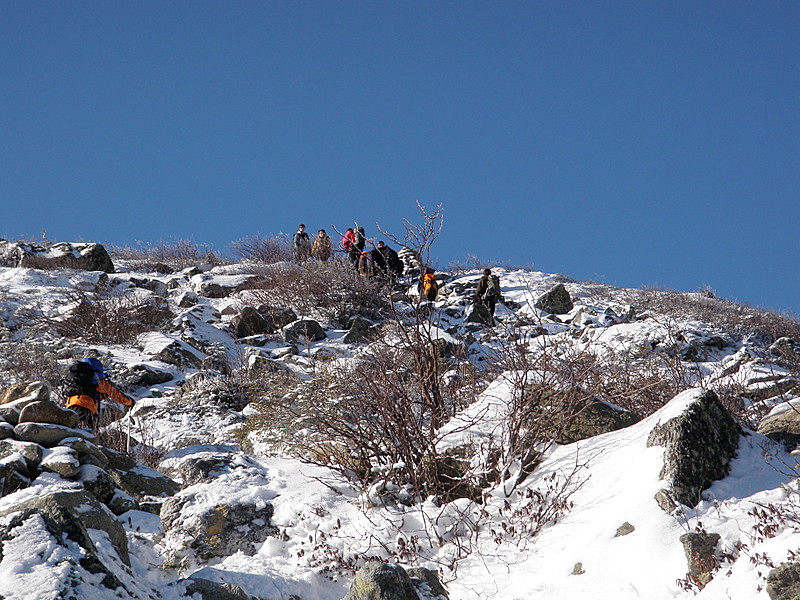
[64,358,103,398]
[483,275,500,299]
[422,273,438,296]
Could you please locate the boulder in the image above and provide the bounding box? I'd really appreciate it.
[767,562,800,600]
[119,364,174,387]
[534,283,574,314]
[465,300,493,326]
[0,422,14,439]
[79,464,139,515]
[0,380,51,405]
[138,332,205,368]
[0,488,130,566]
[343,316,376,344]
[101,447,180,500]
[0,463,29,496]
[407,567,449,599]
[180,577,251,600]
[61,436,109,468]
[160,495,277,561]
[283,319,326,344]
[231,305,273,338]
[0,438,43,470]
[18,400,79,428]
[161,451,260,488]
[9,241,115,273]
[558,400,639,444]
[14,422,94,447]
[647,389,741,512]
[769,337,800,363]
[680,531,720,589]
[40,446,81,478]
[343,560,419,600]
[0,506,124,596]
[758,403,800,448]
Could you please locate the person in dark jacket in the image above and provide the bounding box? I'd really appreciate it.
[292,224,311,262]
[475,268,501,318]
[376,241,403,281]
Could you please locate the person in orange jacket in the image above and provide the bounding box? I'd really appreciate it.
[64,357,133,428]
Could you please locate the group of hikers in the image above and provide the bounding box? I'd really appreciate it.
[292,223,405,282]
[60,226,503,431]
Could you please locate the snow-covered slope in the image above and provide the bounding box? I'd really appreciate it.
[0,257,798,600]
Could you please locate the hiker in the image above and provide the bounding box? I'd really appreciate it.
[419,267,439,302]
[376,241,403,280]
[312,229,332,261]
[292,224,311,262]
[64,357,133,428]
[350,226,366,264]
[357,250,373,277]
[475,268,501,318]
[342,228,356,262]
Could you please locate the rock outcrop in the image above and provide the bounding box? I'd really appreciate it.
[647,389,741,512]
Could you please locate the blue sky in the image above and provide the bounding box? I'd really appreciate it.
[1,2,798,313]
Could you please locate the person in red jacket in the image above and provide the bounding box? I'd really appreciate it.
[64,357,133,428]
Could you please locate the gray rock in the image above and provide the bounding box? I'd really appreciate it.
[61,436,109,468]
[647,390,741,512]
[0,488,130,566]
[758,405,800,449]
[14,422,94,447]
[614,522,635,537]
[40,446,81,478]
[680,531,720,589]
[231,306,274,338]
[343,316,376,344]
[767,562,800,600]
[558,400,639,444]
[163,452,261,488]
[407,567,449,599]
[0,463,30,496]
[19,400,79,428]
[181,577,251,600]
[0,380,51,405]
[0,505,123,595]
[101,447,180,500]
[0,438,43,470]
[343,560,419,600]
[161,494,277,562]
[120,364,174,387]
[283,319,326,344]
[534,283,574,314]
[0,422,14,439]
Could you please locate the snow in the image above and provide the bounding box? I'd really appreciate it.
[1,262,799,599]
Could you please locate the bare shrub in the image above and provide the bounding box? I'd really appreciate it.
[110,239,226,273]
[0,339,64,392]
[230,234,294,264]
[36,286,173,345]
[245,257,391,326]
[629,287,800,345]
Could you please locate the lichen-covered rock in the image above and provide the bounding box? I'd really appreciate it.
[647,389,741,512]
[160,495,276,562]
[680,531,720,589]
[343,560,419,600]
[767,561,800,600]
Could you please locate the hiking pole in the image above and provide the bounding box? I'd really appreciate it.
[126,408,132,454]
